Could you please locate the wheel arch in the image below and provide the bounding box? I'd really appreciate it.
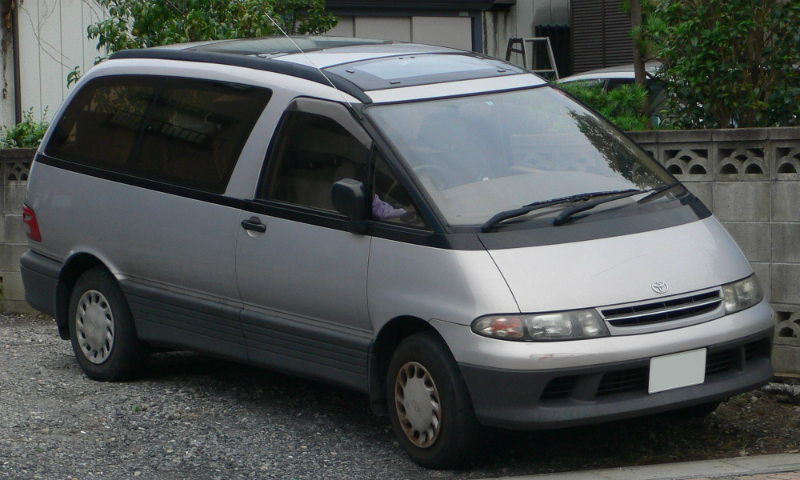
[368,315,449,416]
[54,252,111,340]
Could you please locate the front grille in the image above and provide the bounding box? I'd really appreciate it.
[745,339,770,361]
[540,376,578,400]
[596,368,648,396]
[594,344,759,397]
[535,338,769,402]
[706,349,736,375]
[601,289,723,327]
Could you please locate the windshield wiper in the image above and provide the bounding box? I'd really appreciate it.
[636,181,682,203]
[552,182,682,226]
[552,189,646,226]
[480,189,640,233]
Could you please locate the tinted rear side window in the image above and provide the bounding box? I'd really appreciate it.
[46,75,272,193]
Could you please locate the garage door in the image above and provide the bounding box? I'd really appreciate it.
[327,15,473,51]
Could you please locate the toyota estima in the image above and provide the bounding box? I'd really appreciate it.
[21,37,773,469]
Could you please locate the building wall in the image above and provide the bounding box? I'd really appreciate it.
[0,148,35,313]
[0,29,17,129]
[483,0,570,72]
[1,0,107,127]
[327,14,474,51]
[4,0,581,129]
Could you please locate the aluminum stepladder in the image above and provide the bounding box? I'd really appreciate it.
[505,37,560,80]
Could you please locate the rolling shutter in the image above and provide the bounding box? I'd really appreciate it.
[571,0,633,74]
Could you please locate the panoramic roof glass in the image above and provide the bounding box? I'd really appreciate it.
[327,54,524,90]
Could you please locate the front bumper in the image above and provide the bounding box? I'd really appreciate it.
[434,299,774,371]
[431,300,775,430]
[458,329,773,430]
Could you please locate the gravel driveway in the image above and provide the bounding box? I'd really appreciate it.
[2,314,799,480]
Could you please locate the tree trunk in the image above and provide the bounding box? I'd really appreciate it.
[631,0,652,125]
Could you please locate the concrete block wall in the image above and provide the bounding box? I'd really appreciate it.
[0,148,36,314]
[628,127,800,376]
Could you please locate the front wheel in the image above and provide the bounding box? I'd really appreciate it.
[68,267,149,381]
[387,332,481,469]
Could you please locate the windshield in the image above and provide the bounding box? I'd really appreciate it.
[367,86,674,227]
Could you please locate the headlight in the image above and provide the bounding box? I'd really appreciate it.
[472,309,609,341]
[722,275,763,314]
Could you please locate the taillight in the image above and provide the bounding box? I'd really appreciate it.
[22,204,42,242]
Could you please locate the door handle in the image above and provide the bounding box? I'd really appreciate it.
[241,218,266,233]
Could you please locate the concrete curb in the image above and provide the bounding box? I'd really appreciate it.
[480,453,800,480]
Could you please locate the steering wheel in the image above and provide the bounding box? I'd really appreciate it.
[412,164,448,190]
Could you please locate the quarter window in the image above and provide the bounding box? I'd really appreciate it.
[372,153,426,229]
[47,78,154,173]
[46,75,272,194]
[263,102,370,211]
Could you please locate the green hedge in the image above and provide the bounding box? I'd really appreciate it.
[558,81,652,131]
[645,0,800,128]
[1,109,49,149]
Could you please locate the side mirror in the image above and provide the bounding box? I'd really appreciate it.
[331,178,368,234]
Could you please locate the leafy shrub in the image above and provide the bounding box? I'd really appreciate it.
[0,109,49,149]
[88,0,337,61]
[68,0,338,85]
[645,0,800,128]
[559,81,652,131]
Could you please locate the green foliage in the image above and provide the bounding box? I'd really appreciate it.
[0,108,50,149]
[646,0,800,128]
[87,0,337,62]
[559,81,652,131]
[67,66,82,88]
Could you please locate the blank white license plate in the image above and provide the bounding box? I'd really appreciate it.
[648,348,707,394]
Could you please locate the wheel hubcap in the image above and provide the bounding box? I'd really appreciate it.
[394,361,441,448]
[75,290,115,364]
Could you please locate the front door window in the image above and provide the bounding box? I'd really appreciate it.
[262,100,370,212]
[372,152,426,229]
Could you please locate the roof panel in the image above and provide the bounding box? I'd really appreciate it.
[191,36,391,55]
[274,43,460,68]
[111,36,537,103]
[326,53,525,90]
[365,74,545,104]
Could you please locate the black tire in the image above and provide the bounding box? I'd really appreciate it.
[664,400,722,419]
[387,332,481,469]
[68,267,149,381]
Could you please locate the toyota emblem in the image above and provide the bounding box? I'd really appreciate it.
[651,281,669,294]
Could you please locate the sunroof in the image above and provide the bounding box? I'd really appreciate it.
[358,55,493,79]
[192,36,390,55]
[327,54,524,90]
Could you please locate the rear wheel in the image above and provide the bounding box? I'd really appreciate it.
[387,332,481,469]
[69,267,149,381]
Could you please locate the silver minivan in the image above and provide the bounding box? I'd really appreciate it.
[21,36,773,469]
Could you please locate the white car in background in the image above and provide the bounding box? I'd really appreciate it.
[560,61,663,90]
[560,62,668,124]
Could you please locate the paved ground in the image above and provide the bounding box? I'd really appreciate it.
[503,453,800,480]
[2,314,799,479]
[718,474,800,480]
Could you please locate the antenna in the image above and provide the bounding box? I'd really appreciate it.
[263,12,355,109]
